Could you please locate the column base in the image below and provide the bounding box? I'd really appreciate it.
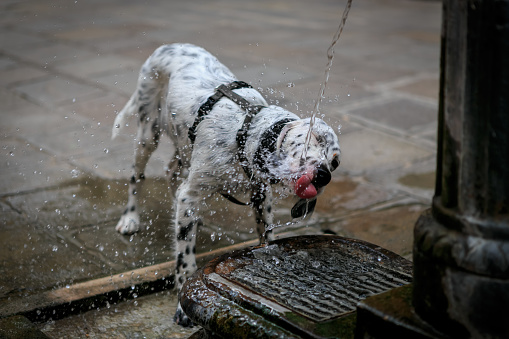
[356,284,449,339]
[413,209,509,338]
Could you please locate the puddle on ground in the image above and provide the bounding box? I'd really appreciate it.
[398,171,435,189]
[314,176,395,214]
[38,289,199,338]
[326,203,427,259]
[1,169,424,303]
[0,175,179,296]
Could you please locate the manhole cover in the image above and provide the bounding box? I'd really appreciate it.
[181,235,412,338]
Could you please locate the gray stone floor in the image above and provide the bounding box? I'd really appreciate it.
[0,0,441,337]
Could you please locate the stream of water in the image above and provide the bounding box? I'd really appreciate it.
[302,0,353,159]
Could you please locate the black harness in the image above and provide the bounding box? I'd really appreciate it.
[188,81,264,179]
[188,81,296,206]
[188,81,255,144]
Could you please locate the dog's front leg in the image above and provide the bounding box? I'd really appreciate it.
[251,182,274,244]
[173,179,202,327]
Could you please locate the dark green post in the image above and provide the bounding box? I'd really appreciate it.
[413,0,509,337]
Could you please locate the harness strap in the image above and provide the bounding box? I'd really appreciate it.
[235,102,266,180]
[188,81,294,209]
[189,80,265,179]
[188,81,253,144]
[253,117,297,183]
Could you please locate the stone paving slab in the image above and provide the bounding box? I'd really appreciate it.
[348,97,437,132]
[15,76,103,107]
[0,315,49,339]
[0,138,77,194]
[38,291,198,339]
[0,0,442,336]
[339,128,433,175]
[0,64,50,88]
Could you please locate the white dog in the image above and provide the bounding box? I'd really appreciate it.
[112,43,341,326]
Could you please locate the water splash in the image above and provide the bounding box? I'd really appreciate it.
[302,0,353,158]
[263,217,306,237]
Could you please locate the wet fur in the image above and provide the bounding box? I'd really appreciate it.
[112,43,341,326]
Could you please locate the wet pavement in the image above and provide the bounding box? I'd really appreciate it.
[0,0,441,337]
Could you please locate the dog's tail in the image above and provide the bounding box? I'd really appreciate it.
[111,93,137,139]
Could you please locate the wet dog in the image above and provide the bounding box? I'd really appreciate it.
[112,43,341,326]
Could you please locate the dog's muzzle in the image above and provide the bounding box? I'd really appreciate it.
[292,165,331,219]
[314,165,332,188]
[294,165,331,199]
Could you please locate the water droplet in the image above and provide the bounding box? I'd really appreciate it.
[71,169,80,178]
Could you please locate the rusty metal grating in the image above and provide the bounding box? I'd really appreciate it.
[181,236,414,338]
[226,243,412,322]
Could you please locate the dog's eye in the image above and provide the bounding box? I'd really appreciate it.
[331,157,340,171]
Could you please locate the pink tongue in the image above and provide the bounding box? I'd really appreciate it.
[295,174,317,199]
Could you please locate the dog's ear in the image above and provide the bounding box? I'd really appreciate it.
[276,121,298,157]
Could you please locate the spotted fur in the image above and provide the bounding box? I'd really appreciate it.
[112,43,341,326]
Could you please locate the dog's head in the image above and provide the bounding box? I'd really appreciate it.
[271,117,341,218]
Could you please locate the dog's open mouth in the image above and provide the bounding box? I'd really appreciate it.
[292,166,332,218]
[295,172,317,199]
[294,166,331,199]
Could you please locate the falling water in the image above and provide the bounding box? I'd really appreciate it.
[302,0,353,158]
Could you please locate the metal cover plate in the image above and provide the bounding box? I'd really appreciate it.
[181,235,413,338]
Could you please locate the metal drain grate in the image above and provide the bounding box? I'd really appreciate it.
[226,244,412,321]
[181,235,413,338]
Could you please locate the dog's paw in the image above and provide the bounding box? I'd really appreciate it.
[115,212,140,234]
[173,304,194,327]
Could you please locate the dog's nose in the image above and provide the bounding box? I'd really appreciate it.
[313,165,331,188]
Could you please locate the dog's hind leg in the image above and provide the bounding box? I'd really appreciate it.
[114,59,169,234]
[116,114,162,234]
